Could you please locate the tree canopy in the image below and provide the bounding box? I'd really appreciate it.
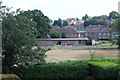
[2,6,47,73]
[109,11,118,19]
[19,10,51,38]
[53,18,63,27]
[111,17,120,49]
[50,32,61,38]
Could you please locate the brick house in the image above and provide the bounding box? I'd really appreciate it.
[82,25,111,39]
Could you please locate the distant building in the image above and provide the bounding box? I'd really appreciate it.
[38,38,89,46]
[84,25,111,39]
[50,28,81,38]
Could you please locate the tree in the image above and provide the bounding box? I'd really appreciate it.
[82,14,89,20]
[53,18,62,27]
[76,18,79,21]
[50,32,61,38]
[84,19,97,27]
[111,17,120,49]
[57,18,62,27]
[109,11,118,19]
[88,35,94,40]
[53,20,58,26]
[61,32,66,38]
[19,10,51,38]
[2,6,46,73]
[63,20,68,27]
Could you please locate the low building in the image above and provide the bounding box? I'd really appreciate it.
[38,38,89,46]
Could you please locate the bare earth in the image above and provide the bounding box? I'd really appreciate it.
[45,50,118,62]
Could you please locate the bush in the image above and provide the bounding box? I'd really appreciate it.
[11,58,120,80]
[0,74,21,80]
[88,61,119,80]
[12,60,89,80]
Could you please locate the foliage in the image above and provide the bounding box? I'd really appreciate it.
[0,74,21,80]
[53,18,62,27]
[89,51,96,59]
[19,9,51,38]
[88,61,119,80]
[112,17,120,49]
[2,6,46,73]
[10,58,120,80]
[50,32,61,38]
[82,14,89,20]
[63,20,68,27]
[109,11,118,19]
[11,60,89,80]
[84,18,109,27]
[61,32,66,38]
[88,35,94,40]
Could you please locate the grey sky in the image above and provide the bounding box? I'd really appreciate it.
[2,0,119,20]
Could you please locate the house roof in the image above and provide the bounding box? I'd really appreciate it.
[37,38,88,41]
[50,28,78,35]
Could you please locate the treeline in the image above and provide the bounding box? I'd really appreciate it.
[52,11,119,27]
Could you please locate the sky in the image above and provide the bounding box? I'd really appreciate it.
[1,0,120,20]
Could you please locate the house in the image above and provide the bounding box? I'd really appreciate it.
[66,18,84,26]
[83,25,111,39]
[50,28,80,38]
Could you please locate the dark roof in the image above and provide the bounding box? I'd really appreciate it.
[38,38,88,41]
[50,28,78,35]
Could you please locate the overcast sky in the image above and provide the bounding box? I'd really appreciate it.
[2,0,120,20]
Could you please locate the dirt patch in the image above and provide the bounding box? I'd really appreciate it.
[45,50,118,62]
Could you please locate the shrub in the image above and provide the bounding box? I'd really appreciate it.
[12,60,89,80]
[88,61,119,80]
[0,74,21,80]
[11,58,120,80]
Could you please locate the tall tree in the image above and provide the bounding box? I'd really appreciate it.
[82,14,89,20]
[53,20,58,26]
[57,18,62,27]
[2,7,46,73]
[53,18,62,27]
[19,10,51,38]
[111,17,120,49]
[109,11,118,19]
[63,20,68,27]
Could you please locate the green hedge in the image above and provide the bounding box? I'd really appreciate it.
[11,58,120,80]
[0,74,21,80]
[88,61,119,80]
[12,60,89,80]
